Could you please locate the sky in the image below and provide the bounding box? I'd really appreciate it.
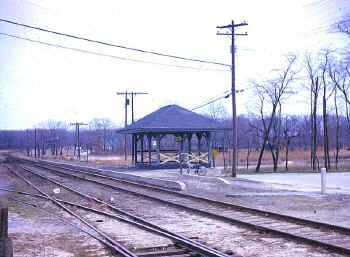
[0,0,349,129]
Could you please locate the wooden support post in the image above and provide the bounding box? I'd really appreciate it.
[196,133,202,160]
[131,134,135,165]
[147,135,152,164]
[207,132,212,167]
[179,135,184,174]
[156,135,161,165]
[134,135,138,164]
[187,133,192,160]
[140,135,144,163]
[0,202,13,257]
[181,134,185,163]
[86,144,89,163]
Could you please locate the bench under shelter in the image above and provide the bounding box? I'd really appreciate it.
[118,104,230,168]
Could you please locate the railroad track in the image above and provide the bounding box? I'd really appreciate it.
[8,197,202,257]
[6,157,350,255]
[4,161,232,257]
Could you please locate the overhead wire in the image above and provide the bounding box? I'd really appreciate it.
[0,18,238,113]
[191,86,250,111]
[195,89,231,105]
[191,93,231,111]
[0,18,231,67]
[0,32,230,72]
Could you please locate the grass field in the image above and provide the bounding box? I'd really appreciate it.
[21,147,350,173]
[233,148,350,173]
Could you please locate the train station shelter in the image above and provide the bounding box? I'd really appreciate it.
[118,104,230,168]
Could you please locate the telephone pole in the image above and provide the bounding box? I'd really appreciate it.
[70,122,87,160]
[117,91,148,161]
[217,20,248,177]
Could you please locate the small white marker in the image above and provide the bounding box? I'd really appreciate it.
[53,188,61,194]
[321,167,326,195]
[217,178,230,185]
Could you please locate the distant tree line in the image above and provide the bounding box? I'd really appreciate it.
[0,118,126,157]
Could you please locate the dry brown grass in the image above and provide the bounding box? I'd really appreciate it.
[18,147,350,172]
[215,148,350,172]
[214,148,350,162]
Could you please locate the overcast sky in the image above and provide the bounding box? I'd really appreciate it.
[0,0,349,129]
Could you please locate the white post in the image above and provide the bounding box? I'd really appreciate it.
[321,167,326,194]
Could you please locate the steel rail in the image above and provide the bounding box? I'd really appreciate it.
[7,163,231,257]
[34,159,350,234]
[10,197,192,257]
[15,158,350,255]
[5,166,138,257]
[8,197,123,252]
[2,188,231,257]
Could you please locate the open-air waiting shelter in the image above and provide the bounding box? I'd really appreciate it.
[118,105,230,168]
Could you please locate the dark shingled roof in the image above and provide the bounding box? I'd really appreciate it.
[118,104,230,133]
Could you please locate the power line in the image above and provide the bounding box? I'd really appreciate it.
[191,89,245,111]
[191,90,231,111]
[0,32,230,72]
[191,93,231,111]
[0,18,231,67]
[200,89,231,104]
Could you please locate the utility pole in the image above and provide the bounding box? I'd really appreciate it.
[217,20,248,177]
[125,91,128,161]
[70,122,87,161]
[117,91,148,162]
[117,90,129,161]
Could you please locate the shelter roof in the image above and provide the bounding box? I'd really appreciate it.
[118,104,230,134]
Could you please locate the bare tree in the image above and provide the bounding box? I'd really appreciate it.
[331,64,350,128]
[244,128,255,170]
[282,115,300,171]
[305,52,322,170]
[206,102,230,121]
[329,60,350,168]
[89,118,116,152]
[267,102,282,171]
[36,119,69,156]
[320,49,333,170]
[251,54,298,172]
[334,86,341,169]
